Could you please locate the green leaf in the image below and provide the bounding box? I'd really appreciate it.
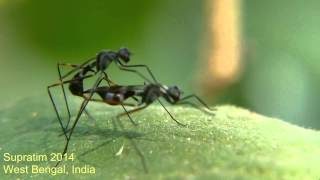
[1,97,319,179]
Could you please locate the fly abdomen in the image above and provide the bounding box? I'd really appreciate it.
[69,80,83,96]
[104,92,124,105]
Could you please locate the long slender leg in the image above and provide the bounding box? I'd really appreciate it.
[120,105,138,126]
[55,75,104,167]
[118,67,152,84]
[47,88,69,141]
[78,96,138,128]
[55,78,102,166]
[48,74,94,88]
[78,73,147,171]
[117,61,157,83]
[130,96,140,103]
[116,105,148,119]
[48,74,94,139]
[82,73,141,127]
[157,99,186,126]
[179,94,215,112]
[57,64,73,130]
[102,72,117,86]
[58,110,97,137]
[68,76,104,145]
[61,57,95,79]
[101,72,139,126]
[90,72,148,171]
[115,107,148,173]
[57,63,97,129]
[100,73,148,173]
[83,73,148,170]
[58,96,139,136]
[75,96,136,134]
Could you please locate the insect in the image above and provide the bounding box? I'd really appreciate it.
[47,48,158,170]
[47,48,157,139]
[47,48,214,172]
[85,83,215,125]
[57,81,214,171]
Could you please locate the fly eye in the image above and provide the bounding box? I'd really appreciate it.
[118,48,131,63]
[173,86,182,95]
[167,86,180,101]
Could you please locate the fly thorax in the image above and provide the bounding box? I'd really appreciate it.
[96,51,114,71]
[143,85,161,104]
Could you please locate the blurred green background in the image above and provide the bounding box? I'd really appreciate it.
[0,0,319,129]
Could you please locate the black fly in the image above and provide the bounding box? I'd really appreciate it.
[84,83,215,126]
[47,48,157,169]
[47,48,214,172]
[47,48,156,138]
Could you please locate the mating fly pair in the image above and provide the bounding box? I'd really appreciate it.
[47,47,214,172]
